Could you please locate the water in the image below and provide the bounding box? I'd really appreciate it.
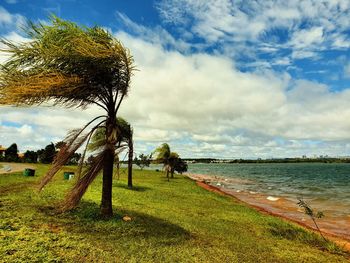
[187,163,350,217]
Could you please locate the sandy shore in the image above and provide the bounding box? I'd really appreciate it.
[186,172,350,251]
[0,162,35,175]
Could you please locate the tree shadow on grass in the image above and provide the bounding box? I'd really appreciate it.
[113,182,151,192]
[37,201,192,245]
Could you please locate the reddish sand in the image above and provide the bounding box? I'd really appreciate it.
[187,173,350,251]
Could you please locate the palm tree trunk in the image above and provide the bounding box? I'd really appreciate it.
[101,149,114,217]
[127,134,133,188]
[100,116,116,217]
[166,167,169,182]
[117,161,120,180]
[114,155,120,180]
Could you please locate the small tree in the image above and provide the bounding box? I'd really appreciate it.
[297,199,326,241]
[5,143,19,162]
[154,143,179,181]
[23,150,38,163]
[174,158,188,174]
[38,143,56,164]
[68,153,81,165]
[134,153,152,170]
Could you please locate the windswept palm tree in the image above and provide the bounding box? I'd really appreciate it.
[88,117,133,188]
[0,16,135,217]
[154,143,179,181]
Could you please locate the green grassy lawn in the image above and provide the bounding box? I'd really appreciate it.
[0,163,348,262]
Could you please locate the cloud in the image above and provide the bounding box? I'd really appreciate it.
[0,6,13,25]
[2,25,350,157]
[112,31,350,157]
[156,0,350,63]
[116,12,191,53]
[1,5,350,158]
[0,6,25,30]
[289,27,324,49]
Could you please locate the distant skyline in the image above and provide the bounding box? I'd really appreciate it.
[1,0,350,158]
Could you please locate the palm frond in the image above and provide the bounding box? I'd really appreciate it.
[62,149,106,211]
[0,16,135,109]
[38,130,89,191]
[38,116,105,191]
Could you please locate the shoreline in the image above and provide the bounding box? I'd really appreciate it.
[186,172,350,251]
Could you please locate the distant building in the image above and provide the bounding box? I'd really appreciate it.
[0,145,6,157]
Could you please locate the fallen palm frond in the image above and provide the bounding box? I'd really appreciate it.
[62,149,106,211]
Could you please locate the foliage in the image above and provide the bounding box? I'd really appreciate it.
[0,16,135,216]
[0,165,347,262]
[23,150,38,163]
[154,143,179,180]
[67,153,81,165]
[87,117,131,153]
[55,141,66,150]
[0,15,134,108]
[134,153,152,170]
[297,199,326,241]
[54,142,80,165]
[4,143,19,162]
[88,117,133,187]
[37,143,56,164]
[174,158,188,174]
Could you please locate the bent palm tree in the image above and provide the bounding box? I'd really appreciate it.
[154,143,179,181]
[88,117,133,188]
[0,16,135,217]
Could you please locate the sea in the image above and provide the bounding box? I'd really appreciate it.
[187,162,350,218]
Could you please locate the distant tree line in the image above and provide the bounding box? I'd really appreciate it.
[0,142,81,164]
[182,157,350,164]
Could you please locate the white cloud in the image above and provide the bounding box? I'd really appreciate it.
[1,6,350,158]
[0,31,31,64]
[2,29,350,157]
[290,27,324,49]
[0,6,13,25]
[112,32,350,157]
[117,12,191,53]
[156,0,350,61]
[0,6,25,29]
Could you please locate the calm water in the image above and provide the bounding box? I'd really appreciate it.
[187,163,350,217]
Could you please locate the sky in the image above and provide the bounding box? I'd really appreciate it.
[1,0,350,159]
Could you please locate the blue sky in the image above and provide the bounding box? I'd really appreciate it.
[1,0,350,158]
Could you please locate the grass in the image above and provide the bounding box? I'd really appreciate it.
[0,163,349,262]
